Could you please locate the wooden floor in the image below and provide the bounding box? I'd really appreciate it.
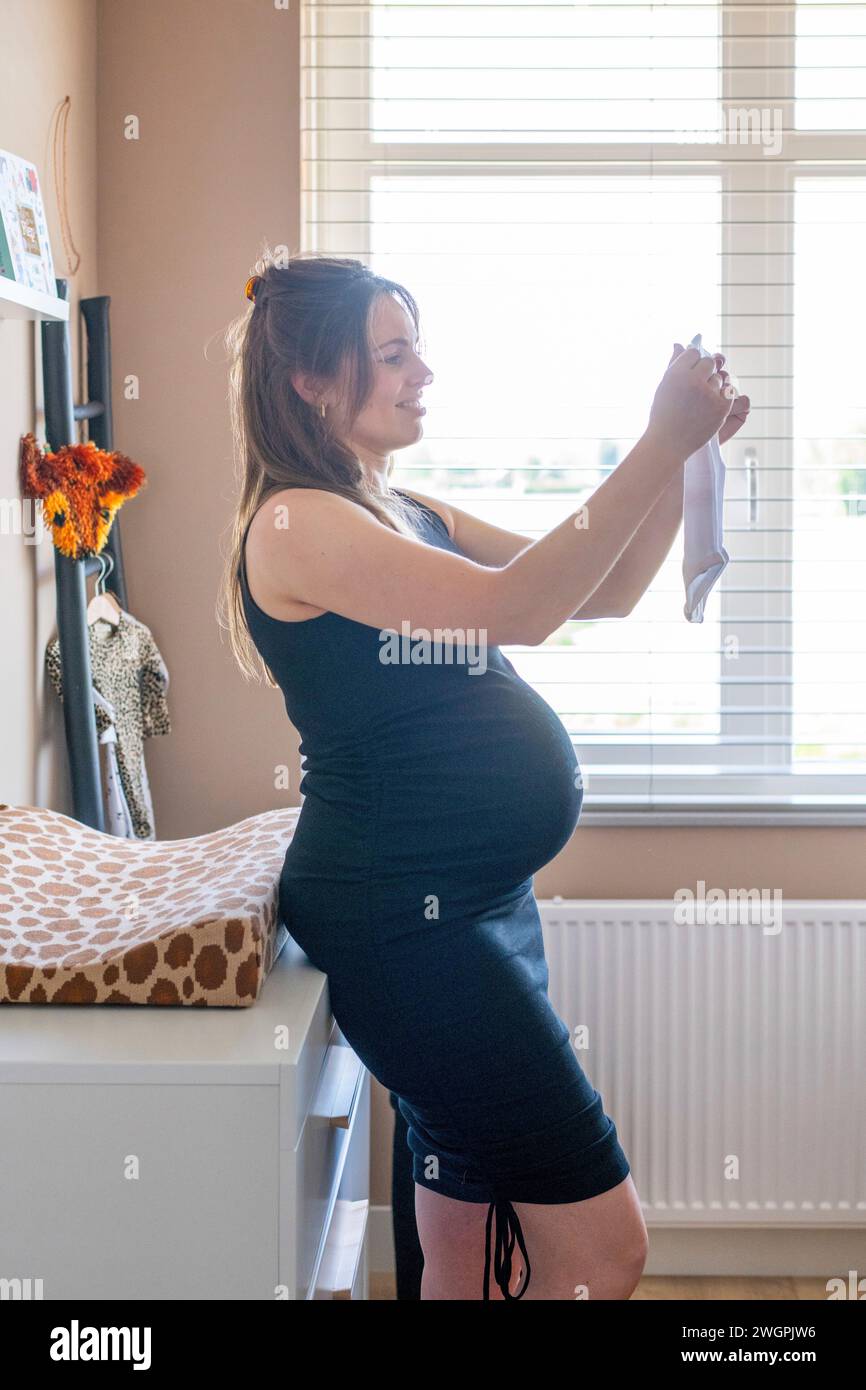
[369,1273,831,1300]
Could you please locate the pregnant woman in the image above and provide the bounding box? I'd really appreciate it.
[221,253,742,1300]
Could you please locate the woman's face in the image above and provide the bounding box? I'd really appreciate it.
[333,295,433,459]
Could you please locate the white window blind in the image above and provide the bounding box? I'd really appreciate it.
[301,1,866,822]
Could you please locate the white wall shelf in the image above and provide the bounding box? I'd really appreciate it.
[0,277,69,321]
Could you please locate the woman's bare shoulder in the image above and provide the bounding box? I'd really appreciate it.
[244,490,337,619]
[249,486,337,530]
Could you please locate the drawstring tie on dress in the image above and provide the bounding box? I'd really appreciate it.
[483,1198,531,1300]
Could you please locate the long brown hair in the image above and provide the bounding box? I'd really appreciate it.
[218,248,426,684]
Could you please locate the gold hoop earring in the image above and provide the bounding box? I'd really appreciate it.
[319,401,326,418]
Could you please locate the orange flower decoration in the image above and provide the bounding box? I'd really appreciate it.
[19,432,147,560]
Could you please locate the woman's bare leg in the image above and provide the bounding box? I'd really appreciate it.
[414,1174,648,1301]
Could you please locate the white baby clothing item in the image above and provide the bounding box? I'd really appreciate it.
[682,332,730,622]
[93,687,138,839]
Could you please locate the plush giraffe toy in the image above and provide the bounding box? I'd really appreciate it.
[19,432,147,559]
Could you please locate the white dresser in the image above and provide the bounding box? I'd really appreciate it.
[0,935,370,1300]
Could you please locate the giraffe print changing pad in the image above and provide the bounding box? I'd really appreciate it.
[0,804,301,1006]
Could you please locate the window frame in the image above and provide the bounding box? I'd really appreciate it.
[301,0,866,824]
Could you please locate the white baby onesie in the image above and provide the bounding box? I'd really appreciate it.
[682,332,730,622]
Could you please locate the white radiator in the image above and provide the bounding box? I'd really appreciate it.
[539,898,866,1225]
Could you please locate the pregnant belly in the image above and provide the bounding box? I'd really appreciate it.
[284,668,583,927]
[380,686,582,885]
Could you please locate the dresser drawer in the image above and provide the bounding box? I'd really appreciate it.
[0,1082,279,1300]
[312,1063,371,1299]
[283,1028,367,1298]
[313,1198,369,1299]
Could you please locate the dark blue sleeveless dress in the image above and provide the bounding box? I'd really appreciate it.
[239,489,630,1299]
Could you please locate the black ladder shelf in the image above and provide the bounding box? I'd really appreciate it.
[40,276,129,833]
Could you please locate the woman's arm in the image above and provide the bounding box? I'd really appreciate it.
[397,489,530,564]
[402,475,684,621]
[248,348,734,646]
[565,464,685,619]
[576,374,750,619]
[403,351,748,625]
[247,430,687,650]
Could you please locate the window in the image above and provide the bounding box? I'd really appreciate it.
[301,0,866,821]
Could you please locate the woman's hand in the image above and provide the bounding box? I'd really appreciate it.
[645,342,735,461]
[669,343,751,448]
[701,346,751,444]
[718,385,751,445]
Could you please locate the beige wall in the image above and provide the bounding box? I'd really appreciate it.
[1,0,98,815]
[3,0,864,1212]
